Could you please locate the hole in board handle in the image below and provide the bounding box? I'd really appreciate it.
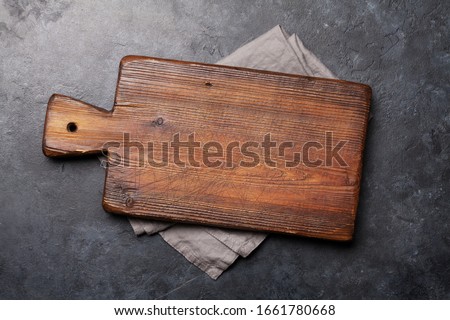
[67,122,78,133]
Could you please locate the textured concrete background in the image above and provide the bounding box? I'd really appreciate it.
[0,0,449,299]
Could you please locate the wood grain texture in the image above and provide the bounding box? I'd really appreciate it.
[43,56,371,240]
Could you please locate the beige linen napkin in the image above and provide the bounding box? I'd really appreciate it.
[127,25,336,279]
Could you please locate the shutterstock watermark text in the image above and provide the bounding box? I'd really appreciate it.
[102,132,348,168]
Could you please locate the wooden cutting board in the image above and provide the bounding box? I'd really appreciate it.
[42,56,371,240]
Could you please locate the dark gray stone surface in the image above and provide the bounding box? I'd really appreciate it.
[0,0,449,299]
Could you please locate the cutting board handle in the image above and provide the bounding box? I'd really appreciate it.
[42,94,117,157]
